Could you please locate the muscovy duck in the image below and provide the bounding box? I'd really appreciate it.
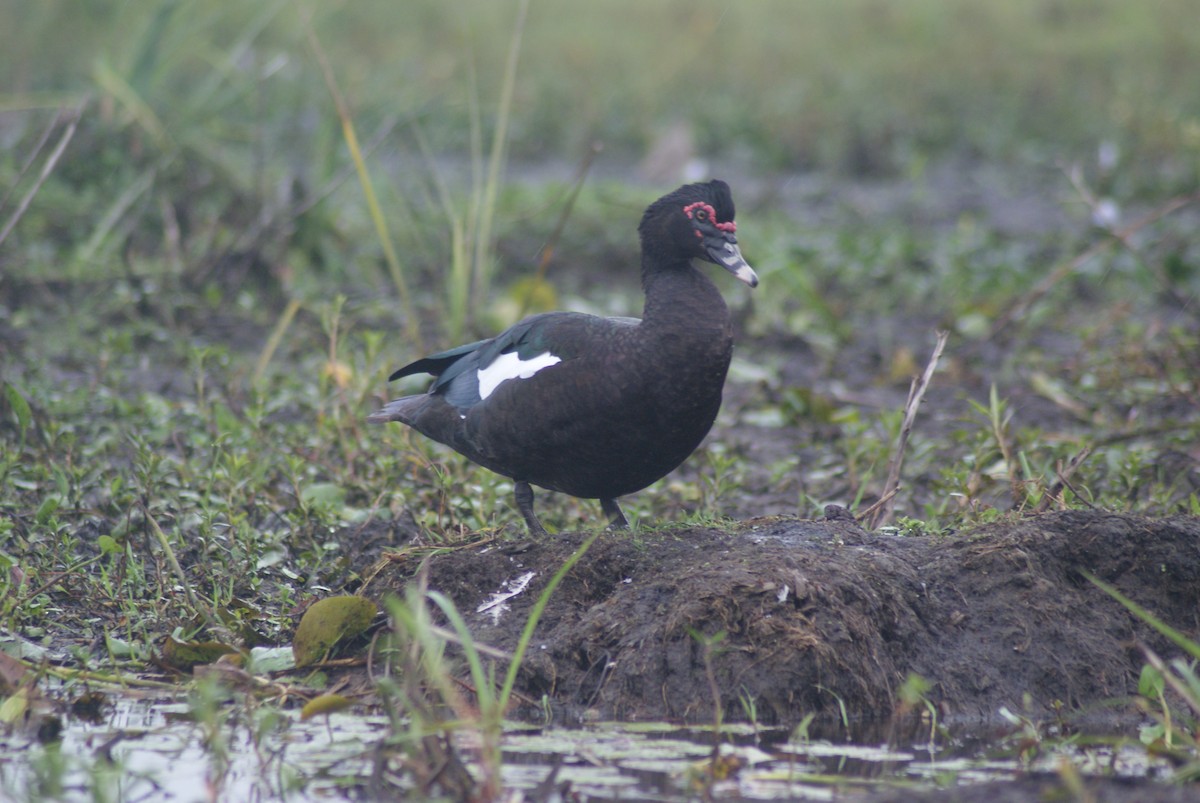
[369,179,757,535]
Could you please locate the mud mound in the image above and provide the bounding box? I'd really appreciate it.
[366,511,1200,727]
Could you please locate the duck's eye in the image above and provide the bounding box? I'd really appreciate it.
[683,201,717,224]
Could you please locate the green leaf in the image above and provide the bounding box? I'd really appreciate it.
[104,633,136,659]
[292,596,377,668]
[0,632,48,662]
[35,496,60,525]
[1139,722,1166,745]
[97,535,121,555]
[247,646,295,674]
[211,402,240,436]
[4,384,32,443]
[0,688,30,724]
[300,693,353,721]
[898,672,933,706]
[1138,664,1165,699]
[300,483,346,508]
[162,636,239,670]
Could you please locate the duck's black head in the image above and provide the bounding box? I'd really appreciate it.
[638,179,758,287]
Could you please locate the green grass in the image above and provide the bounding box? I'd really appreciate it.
[7,1,1200,173]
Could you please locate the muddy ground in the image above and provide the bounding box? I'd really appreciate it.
[361,509,1200,733]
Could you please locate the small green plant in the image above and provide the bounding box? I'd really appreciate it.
[815,684,851,738]
[682,627,738,796]
[790,712,817,746]
[998,700,1047,765]
[897,672,944,751]
[1087,572,1200,782]
[700,445,744,516]
[188,672,234,796]
[381,531,599,797]
[890,517,942,538]
[967,385,1023,504]
[738,686,761,742]
[1137,664,1179,749]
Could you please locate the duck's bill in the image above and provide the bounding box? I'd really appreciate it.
[704,238,759,288]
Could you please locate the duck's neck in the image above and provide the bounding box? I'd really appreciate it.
[640,259,730,333]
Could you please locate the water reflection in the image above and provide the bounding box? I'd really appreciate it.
[0,697,1175,801]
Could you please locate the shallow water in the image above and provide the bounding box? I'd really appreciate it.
[0,696,1175,801]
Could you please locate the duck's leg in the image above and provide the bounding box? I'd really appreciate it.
[600,498,630,530]
[513,481,549,537]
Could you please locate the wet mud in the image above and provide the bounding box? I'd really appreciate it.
[366,510,1200,730]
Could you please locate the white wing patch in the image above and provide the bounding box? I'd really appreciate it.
[477,351,561,400]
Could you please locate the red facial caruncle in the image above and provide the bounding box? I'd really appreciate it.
[682,201,737,236]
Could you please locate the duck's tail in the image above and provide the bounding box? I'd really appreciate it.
[366,394,425,425]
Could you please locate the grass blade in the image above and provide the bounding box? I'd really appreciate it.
[471,0,530,311]
[1084,571,1200,662]
[73,166,157,273]
[427,589,496,712]
[302,13,418,342]
[500,530,599,708]
[0,104,83,249]
[254,297,303,386]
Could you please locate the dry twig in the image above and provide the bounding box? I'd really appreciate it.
[1033,446,1093,513]
[869,331,949,529]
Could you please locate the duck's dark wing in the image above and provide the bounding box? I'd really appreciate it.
[385,313,582,411]
[387,339,489,382]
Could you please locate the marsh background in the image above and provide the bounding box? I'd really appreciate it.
[2,1,1200,799]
